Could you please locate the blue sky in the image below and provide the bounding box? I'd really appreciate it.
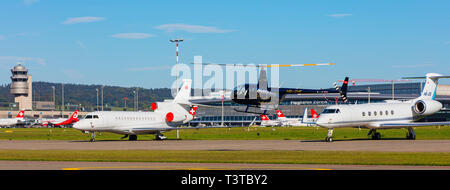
[1,0,449,89]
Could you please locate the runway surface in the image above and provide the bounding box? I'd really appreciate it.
[0,160,449,170]
[1,139,450,152]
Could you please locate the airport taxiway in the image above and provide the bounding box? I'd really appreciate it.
[1,139,450,152]
[2,140,449,170]
[0,160,449,170]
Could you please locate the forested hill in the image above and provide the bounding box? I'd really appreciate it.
[0,82,173,110]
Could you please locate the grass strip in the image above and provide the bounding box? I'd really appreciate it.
[0,150,449,166]
[1,126,450,141]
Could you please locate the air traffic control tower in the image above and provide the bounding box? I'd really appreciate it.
[10,63,32,110]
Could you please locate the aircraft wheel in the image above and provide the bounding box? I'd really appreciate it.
[325,137,333,142]
[376,133,381,140]
[406,134,416,140]
[129,135,138,141]
[372,132,381,140]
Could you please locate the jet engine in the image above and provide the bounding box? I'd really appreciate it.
[412,100,442,116]
[165,112,193,123]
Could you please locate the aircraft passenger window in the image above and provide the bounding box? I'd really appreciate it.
[386,111,389,115]
[391,110,394,115]
[362,112,365,116]
[85,115,93,119]
[322,109,337,114]
[368,112,371,116]
[374,111,377,116]
[380,111,383,116]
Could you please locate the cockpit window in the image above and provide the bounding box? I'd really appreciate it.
[322,109,340,114]
[84,115,99,119]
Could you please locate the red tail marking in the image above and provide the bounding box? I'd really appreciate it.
[189,106,198,119]
[54,110,80,126]
[276,110,285,117]
[16,110,25,118]
[311,109,319,119]
[260,115,270,121]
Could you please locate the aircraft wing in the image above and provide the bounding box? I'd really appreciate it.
[379,121,450,128]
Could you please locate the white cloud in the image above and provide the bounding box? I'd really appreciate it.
[62,17,106,25]
[327,14,353,18]
[155,24,236,33]
[0,56,46,66]
[24,0,39,6]
[110,33,155,39]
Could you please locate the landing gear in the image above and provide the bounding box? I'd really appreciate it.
[368,129,381,140]
[406,127,416,140]
[129,135,138,141]
[121,135,129,139]
[325,128,334,142]
[90,132,96,142]
[155,132,167,140]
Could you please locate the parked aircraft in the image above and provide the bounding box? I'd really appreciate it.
[316,73,450,142]
[260,114,282,127]
[73,79,212,141]
[0,110,25,127]
[259,109,319,127]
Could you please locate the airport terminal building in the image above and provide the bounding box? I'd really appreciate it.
[188,83,450,126]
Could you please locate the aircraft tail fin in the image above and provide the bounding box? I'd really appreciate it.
[70,110,79,121]
[16,110,25,118]
[188,106,198,119]
[260,115,270,121]
[302,108,308,123]
[404,73,450,100]
[334,77,349,103]
[275,110,286,121]
[174,79,192,103]
[311,109,319,119]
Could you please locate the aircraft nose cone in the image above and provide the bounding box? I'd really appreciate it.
[72,123,80,130]
[73,122,84,130]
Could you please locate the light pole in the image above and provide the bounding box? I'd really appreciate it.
[96,88,99,111]
[61,83,64,114]
[51,86,55,111]
[136,88,139,111]
[123,97,128,110]
[101,85,104,111]
[170,39,183,93]
[133,90,136,111]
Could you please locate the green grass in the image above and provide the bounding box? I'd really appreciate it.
[1,126,450,141]
[0,150,449,166]
[1,127,450,166]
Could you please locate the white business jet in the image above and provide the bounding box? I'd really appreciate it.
[316,73,450,142]
[73,79,200,141]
